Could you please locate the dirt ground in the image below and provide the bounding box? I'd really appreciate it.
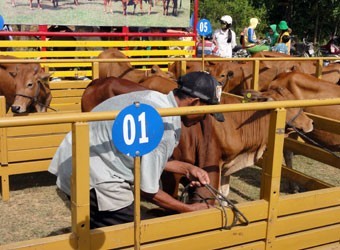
[0,155,339,246]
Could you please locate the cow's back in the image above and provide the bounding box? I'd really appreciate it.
[81,77,147,112]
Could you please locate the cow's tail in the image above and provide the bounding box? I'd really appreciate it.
[180,0,182,9]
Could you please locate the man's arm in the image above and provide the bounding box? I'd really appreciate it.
[165,160,210,187]
[142,189,210,213]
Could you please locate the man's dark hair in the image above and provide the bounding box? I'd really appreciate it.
[282,35,290,43]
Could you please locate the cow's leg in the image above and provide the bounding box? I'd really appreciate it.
[220,175,231,206]
[147,0,152,15]
[122,0,127,15]
[37,0,42,9]
[166,0,169,15]
[108,0,113,13]
[172,0,177,16]
[283,148,301,193]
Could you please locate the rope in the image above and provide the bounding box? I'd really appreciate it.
[286,124,340,158]
[180,184,249,229]
[286,108,339,158]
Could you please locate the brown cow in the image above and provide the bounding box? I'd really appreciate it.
[163,0,179,16]
[0,56,51,113]
[201,52,339,95]
[122,0,152,15]
[98,48,174,82]
[139,75,177,93]
[193,86,314,200]
[81,75,177,112]
[81,77,147,112]
[253,51,340,85]
[163,87,314,201]
[267,71,340,192]
[268,71,340,151]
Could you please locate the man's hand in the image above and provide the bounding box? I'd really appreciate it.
[186,165,210,187]
[187,202,213,212]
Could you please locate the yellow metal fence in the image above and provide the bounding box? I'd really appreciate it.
[0,98,339,249]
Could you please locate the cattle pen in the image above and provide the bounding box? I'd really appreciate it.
[0,38,340,249]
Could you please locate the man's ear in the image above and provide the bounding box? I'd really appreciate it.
[189,97,201,106]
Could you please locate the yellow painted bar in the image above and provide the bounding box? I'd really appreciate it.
[0,96,9,201]
[7,124,71,136]
[307,242,340,250]
[281,165,333,190]
[251,60,260,91]
[275,206,340,236]
[261,109,286,249]
[0,98,339,128]
[272,224,340,250]
[226,241,266,250]
[138,221,267,250]
[8,148,58,162]
[0,40,195,47]
[0,160,51,175]
[92,62,99,79]
[0,232,77,250]
[50,81,90,89]
[315,59,323,79]
[51,89,85,98]
[0,96,8,165]
[278,187,340,216]
[284,138,340,168]
[180,60,187,77]
[71,122,91,250]
[90,200,268,249]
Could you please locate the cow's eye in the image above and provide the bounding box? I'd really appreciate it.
[27,82,34,88]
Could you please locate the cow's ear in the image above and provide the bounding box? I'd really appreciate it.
[39,73,52,84]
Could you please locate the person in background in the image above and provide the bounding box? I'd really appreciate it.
[277,20,291,55]
[49,71,225,229]
[196,34,218,57]
[166,28,193,58]
[271,35,290,54]
[103,0,113,14]
[29,0,42,9]
[265,24,279,47]
[212,15,236,58]
[242,17,270,54]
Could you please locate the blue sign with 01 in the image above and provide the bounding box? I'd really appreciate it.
[197,19,212,37]
[112,102,164,157]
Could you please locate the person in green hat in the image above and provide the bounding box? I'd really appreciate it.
[265,24,279,47]
[277,20,291,54]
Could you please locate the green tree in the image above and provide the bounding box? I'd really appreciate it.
[197,0,267,43]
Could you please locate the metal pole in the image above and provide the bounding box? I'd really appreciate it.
[134,156,141,250]
[202,36,205,71]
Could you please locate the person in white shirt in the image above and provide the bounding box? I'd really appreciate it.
[213,15,237,58]
[49,72,225,229]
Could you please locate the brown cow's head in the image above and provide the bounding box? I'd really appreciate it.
[242,87,314,134]
[9,64,52,113]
